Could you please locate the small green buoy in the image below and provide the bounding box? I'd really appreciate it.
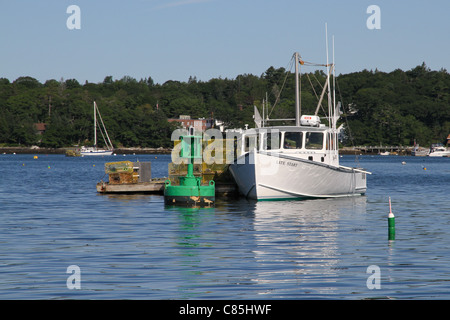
[164,129,215,207]
[388,197,395,240]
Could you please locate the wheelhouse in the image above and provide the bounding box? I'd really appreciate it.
[237,125,339,166]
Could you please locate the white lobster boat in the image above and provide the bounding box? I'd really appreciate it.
[229,49,370,200]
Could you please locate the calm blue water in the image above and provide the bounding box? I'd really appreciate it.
[0,153,449,299]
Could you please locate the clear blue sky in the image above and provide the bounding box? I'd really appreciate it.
[1,0,448,84]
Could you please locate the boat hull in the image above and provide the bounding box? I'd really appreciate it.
[428,151,450,157]
[229,151,367,200]
[81,149,113,156]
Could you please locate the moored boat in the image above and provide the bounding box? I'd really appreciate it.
[81,101,114,156]
[80,147,113,156]
[428,144,450,157]
[229,47,371,200]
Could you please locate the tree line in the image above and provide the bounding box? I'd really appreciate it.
[0,62,448,149]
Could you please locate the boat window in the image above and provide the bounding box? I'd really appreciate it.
[264,131,281,150]
[244,135,258,152]
[283,132,303,149]
[305,132,324,150]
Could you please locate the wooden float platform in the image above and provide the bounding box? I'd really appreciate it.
[97,179,165,194]
[96,179,238,197]
[96,159,239,197]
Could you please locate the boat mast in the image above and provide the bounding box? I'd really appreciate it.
[262,95,265,128]
[95,101,114,151]
[265,92,268,127]
[294,52,300,126]
[332,36,338,154]
[326,25,331,128]
[94,101,97,148]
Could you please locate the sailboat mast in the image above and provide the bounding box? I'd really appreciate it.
[94,101,97,147]
[294,52,300,126]
[97,105,113,150]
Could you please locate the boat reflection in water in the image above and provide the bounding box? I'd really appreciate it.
[163,195,367,298]
[250,196,367,296]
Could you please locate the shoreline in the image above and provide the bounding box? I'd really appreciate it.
[0,147,173,155]
[1,146,412,155]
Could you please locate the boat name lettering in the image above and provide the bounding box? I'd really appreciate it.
[277,160,298,167]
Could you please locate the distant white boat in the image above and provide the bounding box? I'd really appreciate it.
[81,101,114,156]
[80,147,113,156]
[379,151,390,156]
[229,49,371,201]
[428,144,450,157]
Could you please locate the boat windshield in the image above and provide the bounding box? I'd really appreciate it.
[305,132,324,149]
[264,131,282,150]
[283,132,303,149]
[244,134,258,152]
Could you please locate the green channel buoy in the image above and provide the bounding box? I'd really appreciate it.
[388,197,395,240]
[164,129,215,207]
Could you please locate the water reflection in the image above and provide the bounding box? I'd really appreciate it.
[164,196,367,298]
[102,193,162,201]
[3,154,450,299]
[250,197,367,297]
[162,205,219,299]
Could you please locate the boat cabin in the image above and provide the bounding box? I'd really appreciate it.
[236,125,339,167]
